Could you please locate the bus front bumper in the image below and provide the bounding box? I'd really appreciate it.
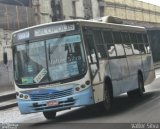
[17,87,94,114]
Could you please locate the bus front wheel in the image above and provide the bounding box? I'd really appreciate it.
[103,80,113,112]
[43,111,56,120]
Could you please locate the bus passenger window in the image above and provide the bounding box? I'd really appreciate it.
[130,33,140,54]
[93,30,107,58]
[113,31,125,56]
[143,34,149,43]
[115,44,125,56]
[143,34,150,54]
[96,45,107,58]
[103,31,115,57]
[107,44,116,57]
[145,44,151,54]
[90,49,97,63]
[113,32,122,43]
[85,34,98,64]
[139,44,146,54]
[103,31,113,44]
[133,44,140,54]
[124,44,133,55]
[122,32,130,44]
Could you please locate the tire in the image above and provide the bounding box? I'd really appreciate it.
[43,111,56,120]
[127,73,144,98]
[103,81,113,112]
[136,73,145,97]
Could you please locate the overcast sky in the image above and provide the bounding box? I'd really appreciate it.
[139,0,160,6]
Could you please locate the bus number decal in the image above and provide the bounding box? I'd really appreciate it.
[17,31,30,40]
[34,68,47,83]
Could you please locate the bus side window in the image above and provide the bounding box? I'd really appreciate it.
[123,44,133,55]
[130,33,140,54]
[103,31,116,57]
[122,32,133,56]
[93,30,107,59]
[137,34,146,54]
[84,33,99,77]
[107,44,117,57]
[143,34,151,54]
[84,31,98,64]
[113,31,125,56]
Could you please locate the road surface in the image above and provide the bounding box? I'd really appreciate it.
[1,69,160,129]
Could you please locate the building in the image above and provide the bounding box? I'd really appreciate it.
[32,0,52,24]
[98,0,160,27]
[0,1,35,61]
[32,0,95,24]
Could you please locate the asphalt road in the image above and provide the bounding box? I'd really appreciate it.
[1,69,160,129]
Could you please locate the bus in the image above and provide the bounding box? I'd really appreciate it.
[8,17,155,119]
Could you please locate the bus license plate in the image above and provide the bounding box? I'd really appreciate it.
[47,100,59,107]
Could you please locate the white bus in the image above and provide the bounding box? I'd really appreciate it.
[7,17,155,119]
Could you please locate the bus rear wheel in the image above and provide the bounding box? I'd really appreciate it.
[136,73,145,96]
[127,73,144,98]
[43,111,56,120]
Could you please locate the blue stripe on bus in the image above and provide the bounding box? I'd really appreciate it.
[17,87,94,114]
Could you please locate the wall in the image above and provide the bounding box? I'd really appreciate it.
[32,0,52,24]
[0,29,12,61]
[102,0,160,24]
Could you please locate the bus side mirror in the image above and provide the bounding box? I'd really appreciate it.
[3,52,8,65]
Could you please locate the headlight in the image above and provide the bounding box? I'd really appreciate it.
[16,92,31,100]
[74,80,91,93]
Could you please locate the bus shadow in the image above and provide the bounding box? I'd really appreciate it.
[31,90,159,126]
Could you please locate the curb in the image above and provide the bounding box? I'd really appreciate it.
[0,102,17,110]
[0,92,17,110]
[0,92,16,102]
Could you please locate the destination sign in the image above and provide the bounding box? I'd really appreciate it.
[34,24,75,37]
[17,31,30,40]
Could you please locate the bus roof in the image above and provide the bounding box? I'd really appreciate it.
[13,19,146,34]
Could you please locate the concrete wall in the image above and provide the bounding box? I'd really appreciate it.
[102,0,160,24]
[31,0,160,26]
[0,29,12,61]
[32,0,52,24]
[91,0,100,18]
[0,28,14,93]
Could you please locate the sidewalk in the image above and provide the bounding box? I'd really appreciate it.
[0,63,15,96]
[0,62,16,110]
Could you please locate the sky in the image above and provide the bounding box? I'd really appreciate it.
[139,0,160,6]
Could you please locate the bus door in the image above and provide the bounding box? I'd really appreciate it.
[83,29,104,103]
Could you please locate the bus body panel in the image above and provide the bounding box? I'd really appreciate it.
[12,20,155,115]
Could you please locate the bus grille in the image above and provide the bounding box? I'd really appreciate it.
[29,88,73,101]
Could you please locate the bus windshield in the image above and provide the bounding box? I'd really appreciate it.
[13,34,87,86]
